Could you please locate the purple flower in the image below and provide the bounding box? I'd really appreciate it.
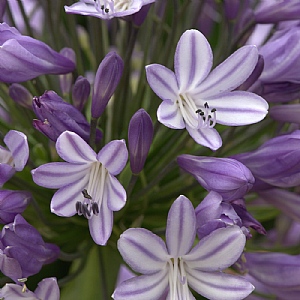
[31,131,128,245]
[0,130,29,187]
[65,0,155,20]
[146,29,268,150]
[0,23,75,83]
[113,195,253,300]
[0,277,60,300]
[128,109,154,174]
[0,214,60,282]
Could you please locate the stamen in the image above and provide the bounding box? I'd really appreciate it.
[92,202,99,215]
[75,201,82,215]
[82,189,92,199]
[196,102,217,129]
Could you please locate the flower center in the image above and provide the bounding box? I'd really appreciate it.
[75,162,107,219]
[93,0,131,14]
[0,147,14,166]
[196,102,217,129]
[168,257,190,300]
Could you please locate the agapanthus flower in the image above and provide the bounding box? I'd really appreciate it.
[64,0,155,20]
[0,277,60,300]
[113,195,254,300]
[31,131,128,245]
[146,29,268,150]
[0,130,29,187]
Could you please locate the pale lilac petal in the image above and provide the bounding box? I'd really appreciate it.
[0,283,36,298]
[157,101,185,129]
[105,174,126,211]
[118,228,169,274]
[31,162,90,188]
[50,175,89,217]
[145,64,178,102]
[166,195,196,256]
[186,126,222,150]
[113,269,168,300]
[201,91,269,126]
[4,130,29,171]
[35,278,60,300]
[187,269,254,300]
[175,30,213,92]
[184,226,246,271]
[193,45,258,98]
[89,198,113,245]
[56,131,96,163]
[0,164,15,187]
[97,140,128,175]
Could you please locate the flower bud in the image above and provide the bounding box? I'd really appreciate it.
[59,48,76,95]
[9,83,33,109]
[177,155,254,201]
[72,76,91,111]
[128,109,153,174]
[91,51,124,118]
[270,103,300,124]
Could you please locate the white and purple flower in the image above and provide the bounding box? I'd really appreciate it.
[31,131,128,245]
[146,29,269,150]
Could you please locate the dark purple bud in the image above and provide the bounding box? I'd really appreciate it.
[59,48,76,95]
[0,1,7,22]
[128,109,153,174]
[223,0,240,20]
[72,76,91,111]
[91,51,124,118]
[0,23,75,83]
[9,83,33,109]
[0,214,60,282]
[0,190,31,224]
[177,155,254,201]
[32,90,102,142]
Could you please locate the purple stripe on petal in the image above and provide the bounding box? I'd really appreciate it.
[157,101,185,129]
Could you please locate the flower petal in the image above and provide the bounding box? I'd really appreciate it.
[112,269,168,300]
[0,283,36,298]
[184,226,246,271]
[97,140,128,175]
[0,164,15,187]
[118,228,169,274]
[105,174,126,211]
[31,162,90,189]
[157,101,185,129]
[186,126,222,150]
[166,195,196,256]
[56,131,96,163]
[145,64,178,102]
[35,278,60,300]
[187,268,254,300]
[175,29,213,92]
[193,45,258,98]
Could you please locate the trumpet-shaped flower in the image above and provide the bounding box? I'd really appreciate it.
[113,195,254,300]
[31,131,128,245]
[146,29,268,150]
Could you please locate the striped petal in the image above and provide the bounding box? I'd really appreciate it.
[113,269,168,300]
[193,45,258,98]
[175,30,213,92]
[35,278,60,300]
[118,228,169,274]
[166,195,196,256]
[105,174,126,211]
[56,131,97,163]
[145,64,178,102]
[184,226,246,271]
[187,268,254,300]
[97,139,128,175]
[31,162,90,188]
[157,101,185,129]
[0,283,37,298]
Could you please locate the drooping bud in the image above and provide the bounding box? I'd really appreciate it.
[177,155,254,201]
[59,48,76,95]
[269,103,300,124]
[91,51,124,118]
[128,109,153,174]
[9,83,33,109]
[72,76,91,111]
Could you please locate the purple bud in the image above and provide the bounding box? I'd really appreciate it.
[32,90,102,142]
[0,1,7,22]
[9,83,33,109]
[223,0,240,20]
[270,104,300,124]
[59,48,76,95]
[0,214,60,282]
[91,51,124,118]
[177,155,255,201]
[72,76,91,111]
[128,109,153,174]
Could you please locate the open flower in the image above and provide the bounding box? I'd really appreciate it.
[31,131,128,245]
[113,195,253,300]
[146,29,268,150]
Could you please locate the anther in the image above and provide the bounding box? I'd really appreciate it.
[82,189,92,199]
[76,201,82,215]
[82,204,91,219]
[92,202,99,215]
[105,8,109,13]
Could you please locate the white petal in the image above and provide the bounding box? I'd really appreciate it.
[187,269,254,300]
[146,64,178,102]
[157,101,185,129]
[193,45,258,98]
[56,131,96,163]
[166,196,196,256]
[105,174,126,211]
[184,226,246,271]
[175,30,213,92]
[186,126,222,150]
[118,228,169,274]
